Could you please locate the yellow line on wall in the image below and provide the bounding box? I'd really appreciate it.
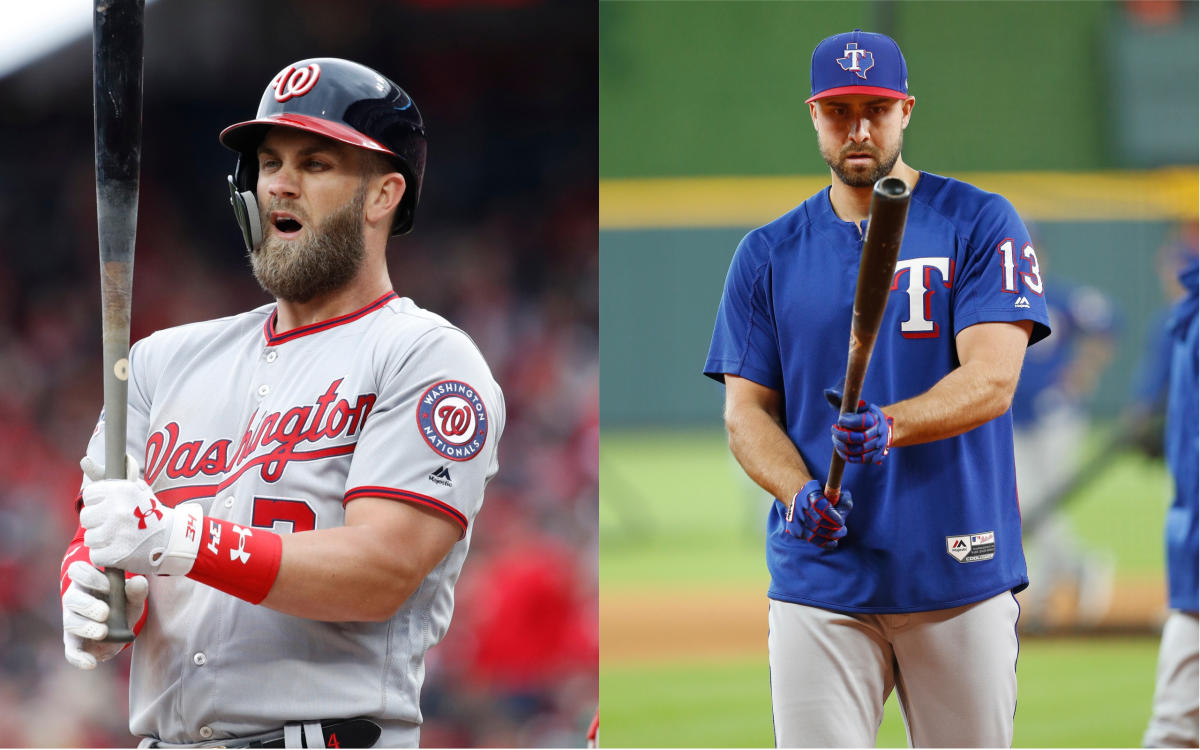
[599,167,1199,229]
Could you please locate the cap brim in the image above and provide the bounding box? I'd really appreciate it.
[219,113,396,156]
[806,86,909,104]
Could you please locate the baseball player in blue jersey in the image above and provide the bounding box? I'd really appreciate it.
[1143,254,1198,748]
[1012,279,1117,625]
[704,30,1051,747]
[59,59,504,748]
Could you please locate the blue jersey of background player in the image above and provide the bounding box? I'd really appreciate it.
[1011,281,1117,429]
[1143,253,1198,748]
[703,96,1051,614]
[1162,254,1198,615]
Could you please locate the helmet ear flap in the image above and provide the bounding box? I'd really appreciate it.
[227,175,262,252]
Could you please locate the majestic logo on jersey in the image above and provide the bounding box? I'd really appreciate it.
[837,43,874,79]
[946,531,996,563]
[271,63,321,102]
[417,380,489,461]
[1014,296,1031,309]
[143,378,375,488]
[428,466,453,487]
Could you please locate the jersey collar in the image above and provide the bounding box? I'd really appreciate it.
[263,291,398,346]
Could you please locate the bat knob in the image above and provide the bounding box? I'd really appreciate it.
[874,176,910,199]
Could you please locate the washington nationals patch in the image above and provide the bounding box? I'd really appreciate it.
[417,380,489,461]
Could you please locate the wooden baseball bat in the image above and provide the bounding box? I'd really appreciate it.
[825,177,911,504]
[93,0,145,643]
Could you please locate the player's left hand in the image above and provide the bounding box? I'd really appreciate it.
[79,457,203,576]
[825,388,893,465]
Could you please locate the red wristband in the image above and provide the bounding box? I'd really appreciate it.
[187,517,283,605]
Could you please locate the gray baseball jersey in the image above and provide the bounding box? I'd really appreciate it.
[80,291,504,744]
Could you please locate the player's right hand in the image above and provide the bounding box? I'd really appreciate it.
[61,560,148,670]
[783,480,854,549]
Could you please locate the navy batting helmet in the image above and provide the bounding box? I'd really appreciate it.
[219,57,427,250]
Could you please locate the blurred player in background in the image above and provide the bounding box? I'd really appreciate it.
[1012,273,1117,627]
[1142,250,1198,749]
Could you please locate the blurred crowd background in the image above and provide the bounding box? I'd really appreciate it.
[0,0,596,746]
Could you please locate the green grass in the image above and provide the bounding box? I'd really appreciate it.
[601,637,1161,748]
[600,426,1171,588]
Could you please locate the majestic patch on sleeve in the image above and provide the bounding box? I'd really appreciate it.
[417,380,489,461]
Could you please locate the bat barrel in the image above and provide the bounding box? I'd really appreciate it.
[93,0,144,644]
[825,177,912,504]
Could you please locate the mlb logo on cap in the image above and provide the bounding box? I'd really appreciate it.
[807,29,909,103]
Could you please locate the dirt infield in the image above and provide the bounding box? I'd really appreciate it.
[602,576,1167,663]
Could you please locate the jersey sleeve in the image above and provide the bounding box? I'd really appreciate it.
[703,231,783,388]
[952,194,1052,345]
[77,336,156,507]
[343,326,505,537]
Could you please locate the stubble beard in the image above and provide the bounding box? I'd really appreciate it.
[249,183,368,304]
[821,135,903,188]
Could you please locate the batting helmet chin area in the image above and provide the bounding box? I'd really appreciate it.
[219,57,427,250]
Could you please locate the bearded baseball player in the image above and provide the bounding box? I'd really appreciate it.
[59,58,505,748]
[703,31,1051,747]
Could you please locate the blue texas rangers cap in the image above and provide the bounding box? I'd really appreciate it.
[807,29,909,104]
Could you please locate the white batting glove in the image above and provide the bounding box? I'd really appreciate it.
[79,457,204,576]
[61,560,148,670]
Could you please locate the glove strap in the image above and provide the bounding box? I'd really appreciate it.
[187,517,283,604]
[151,502,204,576]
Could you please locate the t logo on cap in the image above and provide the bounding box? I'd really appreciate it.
[807,29,909,104]
[837,43,874,78]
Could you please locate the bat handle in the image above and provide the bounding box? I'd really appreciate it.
[825,453,845,506]
[103,567,135,642]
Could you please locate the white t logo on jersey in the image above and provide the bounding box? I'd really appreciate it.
[893,257,953,338]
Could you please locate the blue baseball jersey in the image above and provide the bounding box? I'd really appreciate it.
[1011,281,1117,427]
[704,172,1051,614]
[1163,256,1198,613]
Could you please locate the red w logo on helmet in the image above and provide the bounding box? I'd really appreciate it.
[272,64,321,103]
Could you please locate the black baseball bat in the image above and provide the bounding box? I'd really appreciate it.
[824,177,911,504]
[93,0,145,643]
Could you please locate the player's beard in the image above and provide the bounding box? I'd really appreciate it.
[821,136,903,188]
[250,183,367,304]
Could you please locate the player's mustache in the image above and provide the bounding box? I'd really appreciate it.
[841,146,879,159]
[263,200,309,225]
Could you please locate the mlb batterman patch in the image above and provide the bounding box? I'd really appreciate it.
[946,531,996,563]
[417,380,489,461]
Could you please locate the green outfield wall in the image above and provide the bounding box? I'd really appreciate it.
[600,1,1197,178]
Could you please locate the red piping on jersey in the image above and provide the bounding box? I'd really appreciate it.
[263,291,398,345]
[344,486,468,534]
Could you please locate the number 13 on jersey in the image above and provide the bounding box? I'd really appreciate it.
[997,240,1044,295]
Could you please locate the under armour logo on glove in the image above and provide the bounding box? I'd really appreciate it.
[133,497,163,530]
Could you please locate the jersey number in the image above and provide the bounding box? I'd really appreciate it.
[997,240,1044,295]
[251,497,317,533]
